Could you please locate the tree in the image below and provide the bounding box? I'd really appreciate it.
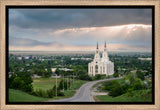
[9,72,33,93]
[132,78,143,90]
[44,68,52,78]
[37,69,45,76]
[55,68,61,75]
[58,79,66,90]
[125,72,136,85]
[52,85,64,96]
[108,80,124,97]
[113,72,119,77]
[9,74,16,88]
[136,70,145,81]
[77,70,86,76]
[78,74,92,81]
[24,84,33,93]
[10,77,25,90]
[73,65,87,76]
[21,74,33,85]
[46,89,54,98]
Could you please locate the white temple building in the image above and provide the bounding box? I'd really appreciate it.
[88,42,114,76]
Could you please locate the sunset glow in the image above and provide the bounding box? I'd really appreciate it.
[9,9,152,52]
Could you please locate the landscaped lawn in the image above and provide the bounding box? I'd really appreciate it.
[95,89,152,102]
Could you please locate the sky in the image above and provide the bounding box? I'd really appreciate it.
[9,8,152,52]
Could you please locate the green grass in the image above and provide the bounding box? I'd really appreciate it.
[33,78,87,91]
[92,78,124,89]
[9,78,88,102]
[9,89,51,102]
[96,89,152,102]
[48,90,76,100]
[47,79,87,100]
[9,89,76,102]
[69,80,87,90]
[33,77,61,90]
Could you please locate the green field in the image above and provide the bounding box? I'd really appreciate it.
[33,77,61,90]
[95,90,152,102]
[33,77,87,90]
[9,78,87,102]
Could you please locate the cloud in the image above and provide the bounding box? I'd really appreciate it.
[9,37,151,52]
[9,43,151,52]
[49,24,152,46]
[9,24,151,48]
[9,9,152,30]
[9,9,152,50]
[9,37,50,46]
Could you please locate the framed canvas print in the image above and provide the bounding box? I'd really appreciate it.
[0,0,160,110]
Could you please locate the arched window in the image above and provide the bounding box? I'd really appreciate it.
[95,65,98,73]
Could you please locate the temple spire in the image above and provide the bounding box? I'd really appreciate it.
[104,41,106,48]
[96,42,98,49]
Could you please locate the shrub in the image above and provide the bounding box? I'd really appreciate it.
[94,74,102,80]
[109,86,124,97]
[58,91,65,96]
[46,89,54,98]
[127,88,134,97]
[34,88,59,98]
[9,73,33,93]
[34,89,48,98]
[136,70,145,81]
[10,77,25,90]
[9,74,16,88]
[121,84,130,93]
[133,81,143,90]
[102,81,113,91]
[24,84,33,93]
[107,75,110,78]
[78,74,92,81]
[144,80,152,89]
[58,79,64,90]
[102,80,128,97]
[52,85,65,96]
[113,72,119,77]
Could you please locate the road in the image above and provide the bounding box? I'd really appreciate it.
[48,77,121,102]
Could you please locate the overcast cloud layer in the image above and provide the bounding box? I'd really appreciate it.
[9,8,152,52]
